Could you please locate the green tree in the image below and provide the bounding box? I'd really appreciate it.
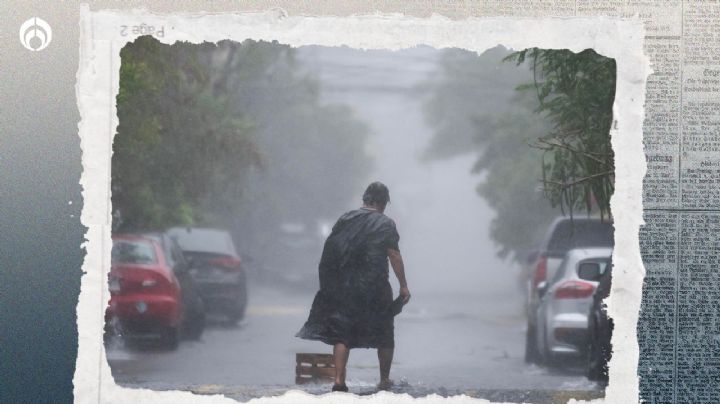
[200,41,371,270]
[201,41,370,228]
[113,38,371,276]
[113,37,260,231]
[421,46,557,260]
[421,46,616,260]
[505,48,616,219]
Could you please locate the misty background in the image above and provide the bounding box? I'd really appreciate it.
[108,39,604,398]
[113,39,555,297]
[297,45,513,296]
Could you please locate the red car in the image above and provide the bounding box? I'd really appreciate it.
[106,234,184,349]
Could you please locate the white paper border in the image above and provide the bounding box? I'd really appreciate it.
[75,5,650,403]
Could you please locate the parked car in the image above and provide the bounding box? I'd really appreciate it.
[534,247,612,366]
[587,258,613,381]
[141,231,206,340]
[524,217,614,364]
[167,227,248,325]
[105,233,205,349]
[270,221,325,289]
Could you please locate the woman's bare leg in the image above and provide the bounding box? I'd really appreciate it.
[377,347,393,387]
[333,343,350,386]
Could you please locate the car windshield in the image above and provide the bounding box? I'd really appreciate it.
[111,240,157,264]
[546,220,614,253]
[168,228,237,256]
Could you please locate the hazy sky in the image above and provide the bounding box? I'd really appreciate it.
[297,46,518,296]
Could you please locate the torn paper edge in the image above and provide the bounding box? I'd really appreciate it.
[75,5,650,403]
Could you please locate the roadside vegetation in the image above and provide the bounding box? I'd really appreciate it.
[113,37,372,253]
[421,46,616,260]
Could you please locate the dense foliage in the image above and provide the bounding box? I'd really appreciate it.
[421,46,557,260]
[113,37,371,251]
[421,46,616,260]
[505,48,616,219]
[114,38,257,230]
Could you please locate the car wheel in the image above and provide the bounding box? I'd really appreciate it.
[103,315,125,348]
[587,319,607,381]
[536,322,553,367]
[227,277,248,325]
[226,311,241,326]
[185,314,205,340]
[161,326,179,350]
[226,299,247,326]
[587,347,604,381]
[542,342,558,368]
[183,303,206,340]
[103,318,115,346]
[524,324,541,364]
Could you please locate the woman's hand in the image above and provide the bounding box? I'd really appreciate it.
[399,285,411,304]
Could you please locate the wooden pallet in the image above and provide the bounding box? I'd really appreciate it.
[295,353,335,384]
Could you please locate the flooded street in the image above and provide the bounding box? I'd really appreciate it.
[106,44,609,404]
[109,279,602,402]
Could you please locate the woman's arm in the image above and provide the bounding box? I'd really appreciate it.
[388,248,410,303]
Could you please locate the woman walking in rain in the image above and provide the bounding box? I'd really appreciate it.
[296,181,411,393]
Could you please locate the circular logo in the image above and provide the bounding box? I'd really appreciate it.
[19,17,52,52]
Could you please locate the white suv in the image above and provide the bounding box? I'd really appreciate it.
[536,248,612,365]
[524,217,614,364]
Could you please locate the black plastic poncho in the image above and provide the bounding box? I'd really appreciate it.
[296,208,400,349]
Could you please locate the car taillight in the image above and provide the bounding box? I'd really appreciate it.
[208,256,242,269]
[141,279,158,288]
[532,256,547,289]
[554,280,595,299]
[139,273,174,294]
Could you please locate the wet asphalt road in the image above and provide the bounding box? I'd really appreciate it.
[107,280,604,403]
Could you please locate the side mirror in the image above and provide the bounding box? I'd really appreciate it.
[578,262,602,281]
[537,281,548,298]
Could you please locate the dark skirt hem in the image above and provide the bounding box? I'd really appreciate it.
[295,329,394,349]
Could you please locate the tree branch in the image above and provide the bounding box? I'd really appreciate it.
[530,137,611,165]
[539,170,614,188]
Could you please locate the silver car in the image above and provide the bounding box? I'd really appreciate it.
[535,247,612,365]
[524,217,614,364]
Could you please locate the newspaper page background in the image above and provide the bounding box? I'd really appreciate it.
[71,1,716,403]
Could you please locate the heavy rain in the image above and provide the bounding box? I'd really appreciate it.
[106,39,615,403]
